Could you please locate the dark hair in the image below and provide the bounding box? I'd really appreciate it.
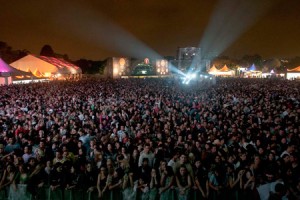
[274,183,286,194]
[144,143,150,147]
[166,166,174,176]
[54,162,63,169]
[282,154,289,160]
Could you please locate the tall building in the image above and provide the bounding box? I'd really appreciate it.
[170,47,210,73]
[177,47,201,71]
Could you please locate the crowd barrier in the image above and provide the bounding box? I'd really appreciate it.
[0,185,99,200]
[0,184,203,200]
[0,183,275,200]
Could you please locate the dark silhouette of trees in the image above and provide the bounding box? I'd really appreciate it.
[212,56,239,69]
[286,57,300,68]
[240,54,263,69]
[75,59,106,74]
[62,54,70,61]
[40,45,55,57]
[0,41,31,63]
[263,58,281,69]
[0,42,12,61]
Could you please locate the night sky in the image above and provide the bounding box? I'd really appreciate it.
[1,0,300,60]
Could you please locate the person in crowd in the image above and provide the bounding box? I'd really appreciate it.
[9,164,30,200]
[108,168,123,200]
[49,162,64,200]
[0,164,16,199]
[138,158,152,185]
[122,161,136,200]
[53,150,65,165]
[138,143,155,168]
[4,137,20,154]
[168,151,179,172]
[27,162,48,199]
[227,164,244,200]
[85,163,98,194]
[159,165,175,200]
[194,159,209,199]
[136,175,150,200]
[149,168,159,200]
[129,148,140,179]
[268,183,287,200]
[97,166,109,200]
[174,154,194,182]
[208,166,227,200]
[22,145,35,164]
[64,165,80,199]
[176,165,192,200]
[105,143,117,162]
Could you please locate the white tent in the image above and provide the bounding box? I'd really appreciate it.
[287,66,300,80]
[10,55,82,79]
[208,65,220,75]
[208,65,235,76]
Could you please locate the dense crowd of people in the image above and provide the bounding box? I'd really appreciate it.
[0,77,299,200]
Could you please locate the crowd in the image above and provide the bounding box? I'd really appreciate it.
[0,77,299,200]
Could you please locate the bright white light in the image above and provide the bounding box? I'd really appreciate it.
[44,72,51,77]
[183,79,190,84]
[71,69,77,74]
[141,70,147,74]
[13,79,49,84]
[190,73,196,79]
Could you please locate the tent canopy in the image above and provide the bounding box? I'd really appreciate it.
[10,55,82,77]
[208,65,219,73]
[0,58,12,73]
[39,56,82,74]
[249,64,257,71]
[0,58,32,76]
[287,66,300,72]
[219,65,231,72]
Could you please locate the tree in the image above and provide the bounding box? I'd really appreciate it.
[212,56,239,69]
[99,60,107,75]
[240,54,263,69]
[40,45,55,57]
[263,58,281,70]
[286,57,300,68]
[0,41,16,63]
[75,59,90,74]
[62,54,69,61]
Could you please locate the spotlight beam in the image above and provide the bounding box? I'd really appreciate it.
[50,1,183,75]
[50,2,160,59]
[198,0,280,59]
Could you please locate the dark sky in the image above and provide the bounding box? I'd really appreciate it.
[1,0,300,60]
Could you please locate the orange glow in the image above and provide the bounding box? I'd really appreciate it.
[119,58,126,66]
